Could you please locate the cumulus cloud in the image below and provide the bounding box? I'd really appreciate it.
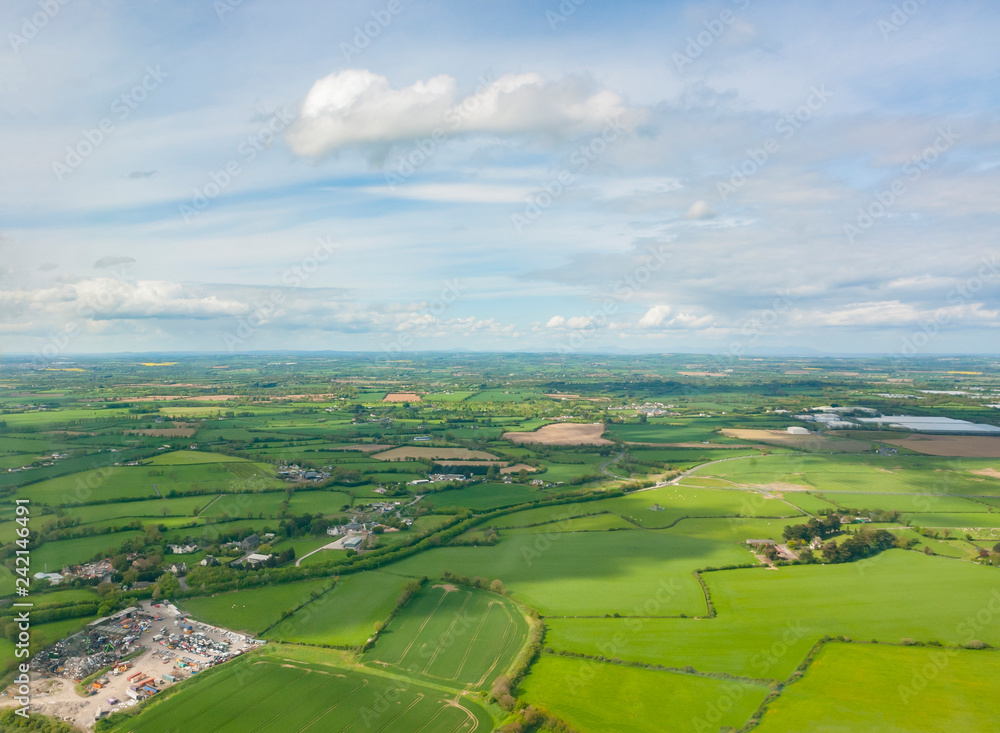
[287,69,631,158]
[638,305,672,327]
[94,256,136,269]
[546,315,566,328]
[684,200,714,219]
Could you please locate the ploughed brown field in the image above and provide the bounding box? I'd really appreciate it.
[371,446,502,461]
[873,434,1000,458]
[503,422,612,445]
[720,429,871,453]
[383,392,422,402]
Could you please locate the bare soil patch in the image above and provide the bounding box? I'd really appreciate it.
[504,422,612,446]
[500,463,538,474]
[720,429,871,453]
[433,583,460,593]
[971,468,1000,479]
[383,392,422,402]
[189,394,240,401]
[372,446,502,461]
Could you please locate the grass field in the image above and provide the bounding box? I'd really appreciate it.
[145,450,246,465]
[33,530,144,570]
[267,571,410,647]
[424,483,544,511]
[546,550,1000,680]
[365,584,528,689]
[689,454,1000,495]
[110,649,493,732]
[520,655,769,733]
[605,419,748,444]
[385,530,748,616]
[180,578,333,634]
[755,643,1000,733]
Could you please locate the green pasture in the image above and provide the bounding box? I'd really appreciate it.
[690,454,1000,495]
[546,550,1000,680]
[180,578,333,634]
[755,643,1000,733]
[384,530,748,616]
[520,654,769,733]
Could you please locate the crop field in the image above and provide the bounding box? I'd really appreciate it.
[503,422,612,445]
[111,651,492,733]
[720,428,874,452]
[546,550,1000,680]
[372,446,503,461]
[755,643,1000,733]
[386,530,748,616]
[365,584,527,689]
[180,578,333,635]
[267,571,411,647]
[520,655,769,733]
[904,512,1000,528]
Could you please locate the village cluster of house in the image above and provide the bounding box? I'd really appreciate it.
[277,464,330,481]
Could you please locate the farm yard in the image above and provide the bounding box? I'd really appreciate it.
[2,353,1000,732]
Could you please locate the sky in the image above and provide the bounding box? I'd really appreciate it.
[1,0,998,359]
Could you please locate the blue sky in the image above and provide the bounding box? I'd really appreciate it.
[1,0,998,358]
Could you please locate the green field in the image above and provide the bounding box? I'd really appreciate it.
[521,654,769,733]
[546,550,1000,680]
[386,530,748,616]
[267,571,410,647]
[145,450,246,465]
[425,482,544,511]
[33,530,144,570]
[364,584,527,689]
[690,455,1000,496]
[180,578,333,634]
[110,648,493,732]
[755,643,1000,733]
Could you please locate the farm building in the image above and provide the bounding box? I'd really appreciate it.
[241,534,260,551]
[786,426,810,435]
[745,539,776,547]
[244,553,273,566]
[343,537,364,551]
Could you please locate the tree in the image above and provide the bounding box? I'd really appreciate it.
[490,579,506,595]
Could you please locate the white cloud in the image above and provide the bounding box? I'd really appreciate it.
[638,304,672,327]
[287,69,631,158]
[684,200,714,219]
[546,315,566,328]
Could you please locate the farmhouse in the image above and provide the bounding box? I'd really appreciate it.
[241,534,260,551]
[168,543,198,554]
